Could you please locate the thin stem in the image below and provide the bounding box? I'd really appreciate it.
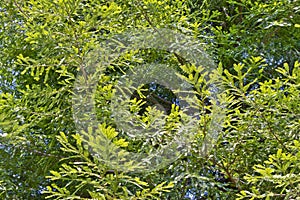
[13,1,29,19]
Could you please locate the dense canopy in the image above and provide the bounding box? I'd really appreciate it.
[0,0,299,199]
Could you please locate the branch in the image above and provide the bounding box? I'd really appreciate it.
[261,112,289,152]
[13,1,30,19]
[135,1,188,66]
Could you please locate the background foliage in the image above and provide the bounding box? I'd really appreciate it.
[0,0,299,199]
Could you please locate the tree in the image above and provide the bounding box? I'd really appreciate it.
[0,0,299,199]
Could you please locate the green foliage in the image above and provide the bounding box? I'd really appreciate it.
[0,0,299,199]
[44,132,174,199]
[217,60,300,199]
[237,140,300,199]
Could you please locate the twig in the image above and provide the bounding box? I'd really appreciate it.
[136,2,160,34]
[13,1,30,19]
[261,112,289,152]
[135,1,188,66]
[213,158,241,191]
